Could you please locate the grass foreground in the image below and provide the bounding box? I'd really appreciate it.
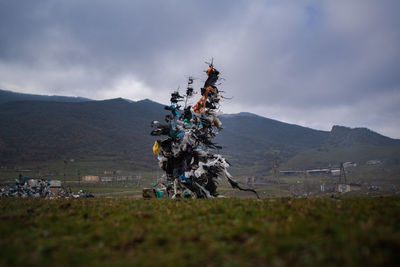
[0,197,399,266]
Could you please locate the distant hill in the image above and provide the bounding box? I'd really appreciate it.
[0,98,165,169]
[0,90,399,175]
[284,125,400,170]
[328,125,399,147]
[0,89,91,104]
[217,113,328,172]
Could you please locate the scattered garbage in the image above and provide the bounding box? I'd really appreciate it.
[150,60,259,199]
[142,188,155,199]
[368,185,380,191]
[73,189,94,198]
[0,177,94,198]
[0,177,53,198]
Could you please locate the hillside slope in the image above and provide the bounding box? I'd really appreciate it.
[284,125,400,170]
[217,113,328,169]
[0,99,165,169]
[0,94,399,175]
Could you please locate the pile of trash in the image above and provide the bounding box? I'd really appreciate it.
[0,178,53,198]
[0,177,94,198]
[368,185,380,191]
[73,189,94,198]
[57,187,94,198]
[150,60,258,199]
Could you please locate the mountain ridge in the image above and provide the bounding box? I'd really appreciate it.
[0,89,399,175]
[0,89,91,104]
[1,88,397,141]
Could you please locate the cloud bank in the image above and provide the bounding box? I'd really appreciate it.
[0,0,399,137]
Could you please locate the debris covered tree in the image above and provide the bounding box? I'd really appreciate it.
[150,61,258,198]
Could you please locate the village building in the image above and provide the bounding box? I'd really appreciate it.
[82,175,100,182]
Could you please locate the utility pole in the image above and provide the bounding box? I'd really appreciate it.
[63,160,67,182]
[273,159,280,197]
[339,162,347,184]
[136,174,141,187]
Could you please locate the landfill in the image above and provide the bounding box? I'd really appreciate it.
[150,60,259,199]
[0,177,94,198]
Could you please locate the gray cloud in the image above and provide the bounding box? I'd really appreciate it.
[0,0,399,138]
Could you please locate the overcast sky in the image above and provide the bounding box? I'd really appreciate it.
[1,0,399,138]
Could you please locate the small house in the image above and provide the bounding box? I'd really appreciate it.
[338,184,351,193]
[49,180,62,196]
[82,175,100,182]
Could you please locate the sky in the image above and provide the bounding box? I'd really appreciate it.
[0,0,399,138]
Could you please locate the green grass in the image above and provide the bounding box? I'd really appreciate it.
[0,197,399,266]
[0,157,163,188]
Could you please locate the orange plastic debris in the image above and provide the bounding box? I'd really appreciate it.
[192,86,216,114]
[206,66,213,76]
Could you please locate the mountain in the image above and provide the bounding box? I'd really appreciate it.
[284,125,400,170]
[217,113,328,172]
[0,98,165,169]
[0,89,91,104]
[0,90,399,176]
[328,125,399,147]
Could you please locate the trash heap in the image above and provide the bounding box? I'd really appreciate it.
[0,178,54,198]
[73,189,95,198]
[0,178,94,198]
[57,188,94,198]
[150,61,259,198]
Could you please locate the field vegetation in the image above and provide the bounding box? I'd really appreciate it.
[0,197,399,266]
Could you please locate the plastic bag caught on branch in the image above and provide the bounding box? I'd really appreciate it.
[149,61,259,199]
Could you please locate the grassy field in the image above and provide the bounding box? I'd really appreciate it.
[0,157,162,182]
[0,197,399,266]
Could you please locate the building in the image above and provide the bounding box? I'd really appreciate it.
[49,180,62,195]
[306,169,330,175]
[100,176,113,182]
[82,174,140,183]
[82,175,100,182]
[100,174,141,183]
[343,162,357,168]
[338,184,351,193]
[366,160,382,166]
